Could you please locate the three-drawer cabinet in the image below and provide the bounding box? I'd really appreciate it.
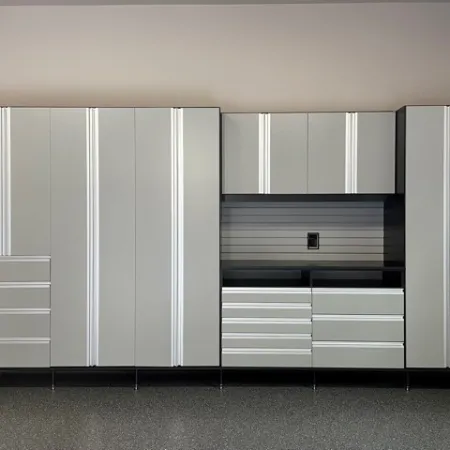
[312,288,405,369]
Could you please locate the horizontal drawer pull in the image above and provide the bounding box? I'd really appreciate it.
[313,341,403,348]
[223,348,311,355]
[0,308,50,314]
[223,288,311,295]
[313,314,403,321]
[312,288,403,295]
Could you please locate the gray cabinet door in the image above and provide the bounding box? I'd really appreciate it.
[135,108,172,367]
[405,106,447,368]
[50,108,89,367]
[269,113,307,194]
[222,113,259,194]
[308,113,346,193]
[10,108,50,256]
[356,112,395,194]
[182,108,220,366]
[97,109,136,367]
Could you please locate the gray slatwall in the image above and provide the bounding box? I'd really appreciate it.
[221,202,384,262]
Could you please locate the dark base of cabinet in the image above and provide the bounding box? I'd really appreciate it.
[1,368,450,389]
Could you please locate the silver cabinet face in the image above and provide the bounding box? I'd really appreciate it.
[97,108,136,367]
[182,108,220,366]
[269,113,308,194]
[50,108,89,367]
[405,106,447,368]
[356,112,395,194]
[222,114,259,194]
[9,108,51,256]
[135,108,172,367]
[308,113,347,194]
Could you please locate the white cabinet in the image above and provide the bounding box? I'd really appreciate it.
[222,111,396,195]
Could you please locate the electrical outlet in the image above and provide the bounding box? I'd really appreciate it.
[307,232,320,250]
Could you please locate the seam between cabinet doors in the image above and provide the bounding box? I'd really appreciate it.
[258,114,265,193]
[265,114,271,194]
[444,106,450,367]
[170,108,179,367]
[177,108,184,367]
[87,108,100,367]
[0,108,11,256]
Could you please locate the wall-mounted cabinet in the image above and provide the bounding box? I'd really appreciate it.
[222,112,395,195]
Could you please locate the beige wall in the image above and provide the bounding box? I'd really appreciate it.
[1,3,450,111]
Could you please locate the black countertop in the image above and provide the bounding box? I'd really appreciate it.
[221,260,404,288]
[222,260,404,272]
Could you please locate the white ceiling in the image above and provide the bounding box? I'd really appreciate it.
[0,0,449,5]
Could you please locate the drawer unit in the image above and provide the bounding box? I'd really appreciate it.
[223,303,311,319]
[0,285,50,309]
[222,349,312,368]
[0,258,50,283]
[0,311,50,339]
[312,288,404,315]
[223,288,312,304]
[222,318,311,334]
[0,341,50,368]
[223,333,311,349]
[313,315,404,342]
[313,342,404,369]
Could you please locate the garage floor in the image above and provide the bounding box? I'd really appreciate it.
[1,384,450,450]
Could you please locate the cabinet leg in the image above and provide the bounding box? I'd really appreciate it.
[405,371,410,392]
[51,369,55,391]
[134,369,138,391]
[313,371,317,391]
[219,368,223,390]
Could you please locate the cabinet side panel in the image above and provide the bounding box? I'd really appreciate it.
[308,113,346,194]
[98,109,136,367]
[135,108,172,367]
[357,112,395,194]
[270,113,307,194]
[406,106,446,368]
[50,108,88,367]
[222,114,259,194]
[10,108,51,256]
[183,108,220,366]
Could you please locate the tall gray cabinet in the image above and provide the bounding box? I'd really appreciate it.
[401,106,450,368]
[0,108,51,367]
[0,107,219,369]
[222,112,395,195]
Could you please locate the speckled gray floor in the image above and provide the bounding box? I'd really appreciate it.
[1,386,450,450]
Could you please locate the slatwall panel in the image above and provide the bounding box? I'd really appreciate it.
[221,202,384,262]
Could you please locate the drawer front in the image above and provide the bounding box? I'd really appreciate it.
[222,319,312,334]
[0,312,50,338]
[312,288,404,315]
[223,303,311,319]
[0,259,50,282]
[313,315,404,342]
[0,341,50,368]
[313,342,404,368]
[223,349,312,367]
[223,334,311,349]
[222,288,311,304]
[0,285,50,309]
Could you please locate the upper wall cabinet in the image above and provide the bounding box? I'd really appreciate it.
[0,108,51,256]
[307,113,347,194]
[356,112,395,194]
[222,111,396,195]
